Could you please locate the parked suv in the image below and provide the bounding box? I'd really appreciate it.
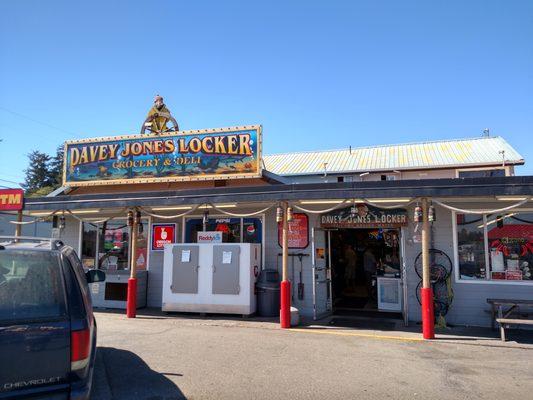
[0,237,105,400]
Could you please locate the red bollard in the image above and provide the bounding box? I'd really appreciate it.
[280,280,291,328]
[126,277,138,318]
[421,287,435,339]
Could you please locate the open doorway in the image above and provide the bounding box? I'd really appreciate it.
[330,228,402,316]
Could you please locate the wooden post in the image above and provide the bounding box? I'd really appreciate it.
[14,210,22,241]
[126,209,139,318]
[280,201,291,328]
[420,197,435,339]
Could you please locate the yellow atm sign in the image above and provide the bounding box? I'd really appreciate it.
[0,189,24,211]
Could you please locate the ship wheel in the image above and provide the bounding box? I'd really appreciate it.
[140,112,179,135]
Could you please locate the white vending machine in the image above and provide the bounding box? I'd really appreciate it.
[162,243,261,315]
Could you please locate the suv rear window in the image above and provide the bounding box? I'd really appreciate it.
[0,250,66,323]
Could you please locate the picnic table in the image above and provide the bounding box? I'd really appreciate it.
[487,298,533,341]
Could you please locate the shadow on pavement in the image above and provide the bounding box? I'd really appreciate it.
[92,347,186,400]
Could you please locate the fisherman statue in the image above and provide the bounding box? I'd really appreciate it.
[141,95,179,134]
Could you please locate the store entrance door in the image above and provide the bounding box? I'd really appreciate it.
[329,228,403,317]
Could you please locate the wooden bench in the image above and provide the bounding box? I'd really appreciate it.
[487,298,533,341]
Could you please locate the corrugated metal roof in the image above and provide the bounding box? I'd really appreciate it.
[263,136,524,176]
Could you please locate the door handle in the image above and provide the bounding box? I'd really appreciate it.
[212,265,216,272]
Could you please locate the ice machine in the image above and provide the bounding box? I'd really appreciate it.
[162,243,261,315]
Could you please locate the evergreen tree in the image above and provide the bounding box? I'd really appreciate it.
[48,145,64,187]
[23,151,51,195]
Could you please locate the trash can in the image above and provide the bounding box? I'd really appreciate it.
[256,269,280,317]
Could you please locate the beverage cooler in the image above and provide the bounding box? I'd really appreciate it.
[162,243,261,315]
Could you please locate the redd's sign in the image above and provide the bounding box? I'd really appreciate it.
[0,189,24,211]
[152,223,176,251]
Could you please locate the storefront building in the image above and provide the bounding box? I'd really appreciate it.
[20,128,533,327]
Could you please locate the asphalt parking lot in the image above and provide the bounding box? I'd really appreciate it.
[91,310,533,400]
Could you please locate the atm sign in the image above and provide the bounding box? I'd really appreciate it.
[0,189,24,211]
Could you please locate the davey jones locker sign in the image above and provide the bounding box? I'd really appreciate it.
[320,204,408,228]
[63,126,262,186]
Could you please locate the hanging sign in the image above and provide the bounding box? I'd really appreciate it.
[152,223,177,251]
[278,213,309,249]
[320,204,408,228]
[0,189,24,211]
[63,125,262,186]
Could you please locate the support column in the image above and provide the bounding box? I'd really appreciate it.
[280,201,291,329]
[126,209,139,318]
[420,197,435,339]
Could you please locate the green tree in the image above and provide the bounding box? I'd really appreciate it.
[23,150,52,195]
[48,145,64,187]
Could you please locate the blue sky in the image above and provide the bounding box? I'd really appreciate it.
[1,0,532,186]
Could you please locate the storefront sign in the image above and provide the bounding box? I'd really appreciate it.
[197,231,223,243]
[278,213,309,249]
[63,126,262,186]
[152,223,177,251]
[320,204,407,228]
[0,189,23,211]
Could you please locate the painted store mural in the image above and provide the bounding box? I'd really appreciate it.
[63,126,262,186]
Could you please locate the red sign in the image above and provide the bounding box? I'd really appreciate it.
[152,223,176,251]
[0,189,24,211]
[506,270,523,280]
[278,213,309,249]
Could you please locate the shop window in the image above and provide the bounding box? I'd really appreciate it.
[456,214,487,279]
[185,217,263,244]
[242,218,262,244]
[98,221,130,270]
[455,212,533,282]
[487,212,533,281]
[81,223,97,269]
[458,169,505,178]
[81,219,148,271]
[185,218,241,243]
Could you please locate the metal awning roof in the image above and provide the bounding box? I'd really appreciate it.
[22,176,533,211]
[263,136,524,176]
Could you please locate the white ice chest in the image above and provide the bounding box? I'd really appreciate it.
[162,243,261,315]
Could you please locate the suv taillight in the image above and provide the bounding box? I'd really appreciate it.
[71,328,91,370]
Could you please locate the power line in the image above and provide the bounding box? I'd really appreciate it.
[0,106,78,136]
[0,178,22,185]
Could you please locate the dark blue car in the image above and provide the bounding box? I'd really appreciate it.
[0,237,105,400]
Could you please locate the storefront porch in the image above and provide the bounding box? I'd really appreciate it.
[19,176,533,329]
